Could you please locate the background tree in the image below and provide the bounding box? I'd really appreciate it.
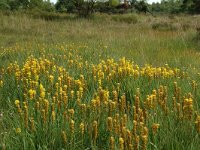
[192,0,200,14]
[181,0,194,12]
[55,0,75,13]
[135,0,148,13]
[73,0,95,17]
[109,0,119,7]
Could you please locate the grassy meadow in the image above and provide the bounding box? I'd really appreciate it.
[0,12,200,150]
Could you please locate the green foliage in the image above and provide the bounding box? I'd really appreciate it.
[135,0,149,13]
[55,0,95,17]
[0,0,54,12]
[28,0,55,12]
[55,0,76,13]
[181,0,194,12]
[109,0,119,7]
[192,0,200,14]
[73,0,95,17]
[0,0,10,10]
[151,0,182,14]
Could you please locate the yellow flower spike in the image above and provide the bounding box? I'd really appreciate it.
[79,122,85,135]
[132,120,137,136]
[141,135,148,150]
[30,118,36,132]
[173,97,176,112]
[121,127,126,140]
[15,100,20,107]
[41,109,46,124]
[63,85,68,91]
[122,114,127,127]
[40,91,45,99]
[98,79,101,87]
[15,128,21,133]
[28,89,36,100]
[70,119,75,135]
[119,137,124,150]
[68,109,75,119]
[195,116,200,134]
[35,101,39,110]
[93,121,98,141]
[126,129,132,146]
[128,144,133,150]
[152,123,160,135]
[35,75,39,81]
[62,131,67,144]
[79,87,84,98]
[49,75,54,83]
[70,90,74,99]
[44,99,49,114]
[183,98,193,120]
[142,125,149,136]
[110,136,115,150]
[107,117,113,132]
[135,95,140,114]
[0,80,3,87]
[51,111,56,122]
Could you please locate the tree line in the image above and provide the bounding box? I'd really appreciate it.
[0,0,199,16]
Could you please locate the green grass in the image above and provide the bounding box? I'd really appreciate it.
[0,12,200,150]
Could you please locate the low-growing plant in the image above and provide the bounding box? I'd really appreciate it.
[152,22,178,31]
[196,27,200,40]
[112,14,138,24]
[181,23,191,31]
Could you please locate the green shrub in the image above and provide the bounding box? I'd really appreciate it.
[112,14,138,24]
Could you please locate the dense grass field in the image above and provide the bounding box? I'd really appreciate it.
[0,12,200,150]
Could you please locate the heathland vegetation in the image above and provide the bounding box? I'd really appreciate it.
[0,0,200,150]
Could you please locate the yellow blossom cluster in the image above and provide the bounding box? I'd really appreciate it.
[0,43,199,149]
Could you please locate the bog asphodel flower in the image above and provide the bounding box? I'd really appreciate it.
[49,75,54,83]
[0,80,3,87]
[152,123,160,135]
[39,84,46,98]
[15,100,20,107]
[195,116,200,134]
[134,135,139,150]
[51,111,56,122]
[107,117,113,132]
[30,117,36,132]
[141,135,148,150]
[28,89,36,100]
[70,119,75,135]
[119,137,124,150]
[79,122,85,135]
[62,131,67,144]
[110,136,115,150]
[15,128,21,133]
[93,121,98,141]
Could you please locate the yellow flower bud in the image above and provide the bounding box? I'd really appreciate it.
[15,128,21,133]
